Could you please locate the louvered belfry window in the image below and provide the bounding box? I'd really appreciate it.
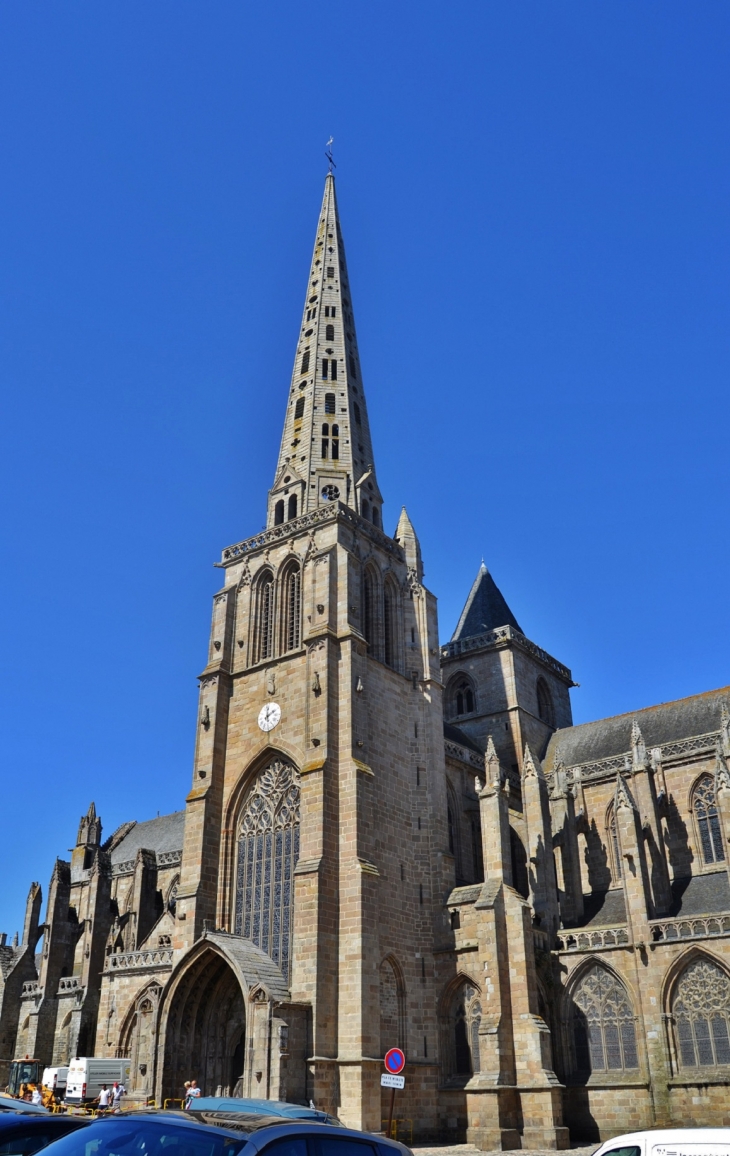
[301,349,310,376]
[254,572,274,662]
[674,959,730,1068]
[235,759,301,982]
[282,564,301,652]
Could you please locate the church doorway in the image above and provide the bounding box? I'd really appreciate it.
[161,949,246,1100]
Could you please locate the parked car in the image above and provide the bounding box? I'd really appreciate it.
[594,1129,730,1156]
[0,1094,48,1115]
[0,1111,89,1154]
[38,1110,412,1156]
[189,1100,339,1126]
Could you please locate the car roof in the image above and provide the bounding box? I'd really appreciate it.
[219,1120,410,1153]
[0,1096,48,1116]
[193,1098,331,1120]
[96,1111,250,1142]
[119,1112,409,1153]
[601,1130,730,1147]
[0,1115,87,1131]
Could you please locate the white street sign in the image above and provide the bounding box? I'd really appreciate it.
[381,1073,405,1089]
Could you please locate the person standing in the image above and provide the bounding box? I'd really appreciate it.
[31,1087,43,1107]
[184,1080,201,1109]
[111,1081,125,1111]
[97,1086,111,1112]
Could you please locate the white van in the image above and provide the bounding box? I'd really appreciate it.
[65,1058,131,1104]
[595,1129,730,1156]
[42,1067,68,1094]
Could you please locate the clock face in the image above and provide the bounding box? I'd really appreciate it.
[258,702,281,732]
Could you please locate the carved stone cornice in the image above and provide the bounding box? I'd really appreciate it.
[219,502,405,567]
[548,729,723,789]
[440,625,574,685]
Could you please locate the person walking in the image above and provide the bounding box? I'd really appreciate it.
[97,1086,111,1113]
[111,1081,125,1111]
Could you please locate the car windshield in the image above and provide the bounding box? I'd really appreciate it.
[38,1120,246,1156]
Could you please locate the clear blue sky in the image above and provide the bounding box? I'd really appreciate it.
[1,2,729,937]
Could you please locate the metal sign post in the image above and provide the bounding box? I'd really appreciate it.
[382,1048,406,1138]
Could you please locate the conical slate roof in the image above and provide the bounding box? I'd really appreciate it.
[450,563,522,642]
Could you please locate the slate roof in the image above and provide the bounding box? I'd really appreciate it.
[544,685,730,773]
[0,946,23,979]
[111,811,185,864]
[444,723,483,756]
[206,931,290,1002]
[569,889,627,929]
[451,563,522,641]
[670,870,730,917]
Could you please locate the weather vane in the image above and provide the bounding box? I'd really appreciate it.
[325,136,336,173]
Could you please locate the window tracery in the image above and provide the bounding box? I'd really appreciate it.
[447,675,476,719]
[673,958,730,1068]
[443,981,481,1080]
[571,965,638,1074]
[692,775,725,866]
[234,758,301,982]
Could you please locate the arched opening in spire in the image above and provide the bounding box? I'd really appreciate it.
[274,500,284,526]
[287,494,297,520]
[324,393,336,414]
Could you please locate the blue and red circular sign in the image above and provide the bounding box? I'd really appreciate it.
[384,1048,406,1075]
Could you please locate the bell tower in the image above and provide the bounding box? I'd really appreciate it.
[174,173,450,1130]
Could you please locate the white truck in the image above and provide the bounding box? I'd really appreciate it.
[65,1058,131,1104]
[41,1067,68,1096]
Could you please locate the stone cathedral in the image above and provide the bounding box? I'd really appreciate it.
[4,173,730,1147]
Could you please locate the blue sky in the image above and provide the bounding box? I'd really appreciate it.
[1,2,729,936]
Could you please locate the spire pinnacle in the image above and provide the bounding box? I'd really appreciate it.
[268,175,382,530]
[451,562,522,642]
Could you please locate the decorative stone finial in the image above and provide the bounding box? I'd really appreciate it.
[721,702,730,758]
[522,744,542,781]
[631,720,647,768]
[715,746,730,793]
[77,802,102,848]
[484,735,505,789]
[615,771,637,813]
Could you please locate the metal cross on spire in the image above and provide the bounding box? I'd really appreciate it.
[325,136,336,172]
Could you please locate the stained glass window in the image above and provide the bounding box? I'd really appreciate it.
[235,759,300,982]
[693,775,725,865]
[572,965,638,1073]
[674,958,730,1068]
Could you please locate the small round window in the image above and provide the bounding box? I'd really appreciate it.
[321,485,340,502]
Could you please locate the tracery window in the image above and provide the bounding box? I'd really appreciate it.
[673,958,730,1068]
[448,675,475,718]
[281,563,301,653]
[447,981,481,1079]
[253,570,274,663]
[571,965,638,1074]
[234,759,301,982]
[693,775,725,865]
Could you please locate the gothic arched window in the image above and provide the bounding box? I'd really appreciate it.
[294,396,305,420]
[537,678,555,728]
[287,494,297,520]
[571,965,638,1074]
[380,956,406,1054]
[607,802,622,882]
[673,957,730,1068]
[324,392,336,414]
[448,675,475,719]
[693,775,725,865]
[281,562,301,653]
[234,759,301,982]
[325,323,335,341]
[443,981,481,1081]
[274,500,284,526]
[363,566,378,657]
[383,578,399,670]
[253,570,275,663]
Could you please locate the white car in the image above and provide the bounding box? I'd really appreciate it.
[595,1129,730,1156]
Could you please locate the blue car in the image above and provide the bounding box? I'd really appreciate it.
[189,1100,339,1126]
[36,1110,412,1156]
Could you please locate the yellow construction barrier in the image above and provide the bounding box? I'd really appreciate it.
[163,1099,184,1110]
[381,1119,413,1145]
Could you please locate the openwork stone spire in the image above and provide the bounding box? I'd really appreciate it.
[615,771,638,813]
[268,173,382,528]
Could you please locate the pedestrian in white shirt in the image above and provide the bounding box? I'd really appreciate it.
[111,1082,125,1110]
[31,1087,43,1107]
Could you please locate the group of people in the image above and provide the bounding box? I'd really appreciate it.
[95,1082,125,1112]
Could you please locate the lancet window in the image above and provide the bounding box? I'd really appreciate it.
[571,965,638,1074]
[253,570,275,663]
[537,678,555,728]
[281,563,301,653]
[234,759,301,982]
[673,958,730,1068]
[441,980,481,1082]
[607,802,622,882]
[693,775,725,865]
